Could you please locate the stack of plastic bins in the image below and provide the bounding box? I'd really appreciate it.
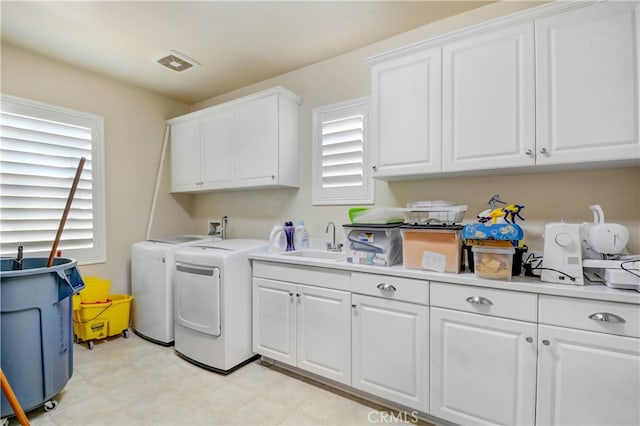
[0,257,85,417]
[72,277,132,350]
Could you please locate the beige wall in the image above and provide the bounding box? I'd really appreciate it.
[189,1,640,255]
[1,43,195,293]
[1,1,639,294]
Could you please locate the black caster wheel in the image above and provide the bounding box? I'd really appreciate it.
[87,340,94,350]
[123,329,130,339]
[43,400,58,412]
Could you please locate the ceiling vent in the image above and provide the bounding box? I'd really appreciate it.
[155,50,200,72]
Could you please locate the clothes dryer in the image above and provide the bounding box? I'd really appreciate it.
[173,239,268,373]
[131,235,218,345]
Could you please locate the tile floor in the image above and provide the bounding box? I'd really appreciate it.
[10,332,434,426]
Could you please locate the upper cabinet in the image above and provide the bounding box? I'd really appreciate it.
[535,1,640,165]
[367,1,640,181]
[442,22,536,172]
[168,86,302,193]
[370,46,442,178]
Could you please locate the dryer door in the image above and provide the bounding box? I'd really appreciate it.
[174,262,221,337]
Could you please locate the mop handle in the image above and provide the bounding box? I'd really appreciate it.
[47,157,86,267]
[1,368,30,425]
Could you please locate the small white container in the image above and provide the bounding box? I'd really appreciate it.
[472,246,515,281]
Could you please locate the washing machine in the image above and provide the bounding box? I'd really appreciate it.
[173,239,268,374]
[131,235,218,345]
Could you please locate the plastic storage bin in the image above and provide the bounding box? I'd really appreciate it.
[0,257,85,417]
[401,225,463,273]
[72,278,132,349]
[343,224,402,266]
[472,246,515,280]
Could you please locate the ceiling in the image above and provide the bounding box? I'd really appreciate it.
[1,1,493,104]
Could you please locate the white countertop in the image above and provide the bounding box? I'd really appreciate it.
[250,252,640,305]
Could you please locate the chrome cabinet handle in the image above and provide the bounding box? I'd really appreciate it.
[465,296,493,306]
[525,149,533,156]
[526,337,533,343]
[352,304,357,309]
[372,165,377,172]
[288,292,293,297]
[542,340,550,346]
[588,312,626,323]
[377,283,397,292]
[539,147,548,154]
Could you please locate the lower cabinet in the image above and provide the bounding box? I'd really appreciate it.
[430,307,538,426]
[351,294,429,412]
[536,294,640,426]
[252,277,351,385]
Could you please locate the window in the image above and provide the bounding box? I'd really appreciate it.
[0,95,106,264]
[312,97,373,205]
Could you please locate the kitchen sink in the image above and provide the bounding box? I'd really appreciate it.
[280,250,347,261]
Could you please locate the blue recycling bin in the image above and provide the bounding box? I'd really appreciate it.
[0,257,85,418]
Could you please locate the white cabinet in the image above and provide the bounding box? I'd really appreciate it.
[369,46,442,179]
[252,277,351,385]
[367,1,640,180]
[170,118,202,192]
[535,1,640,166]
[429,283,538,426]
[536,295,640,426]
[352,293,429,412]
[441,22,536,172]
[168,86,301,192]
[536,325,640,426]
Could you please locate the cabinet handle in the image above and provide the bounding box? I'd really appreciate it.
[372,165,377,172]
[288,292,293,297]
[526,337,533,343]
[588,312,626,323]
[352,304,357,309]
[525,149,533,156]
[377,283,397,292]
[271,175,275,180]
[542,340,550,346]
[539,147,548,154]
[465,296,493,306]
[296,293,300,298]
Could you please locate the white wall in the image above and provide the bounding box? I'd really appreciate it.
[2,0,638,294]
[188,1,640,255]
[1,43,195,292]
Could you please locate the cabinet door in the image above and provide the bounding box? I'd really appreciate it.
[536,1,640,165]
[252,278,296,365]
[170,119,201,192]
[430,308,537,426]
[536,324,640,426]
[200,109,234,188]
[296,284,351,385]
[235,95,279,187]
[352,294,429,411]
[442,22,535,172]
[370,46,442,178]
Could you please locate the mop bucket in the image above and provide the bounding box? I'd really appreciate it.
[72,278,132,349]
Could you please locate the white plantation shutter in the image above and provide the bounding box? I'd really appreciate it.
[312,98,373,205]
[0,95,106,263]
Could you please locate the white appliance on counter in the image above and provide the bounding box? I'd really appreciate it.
[131,235,219,345]
[173,239,268,373]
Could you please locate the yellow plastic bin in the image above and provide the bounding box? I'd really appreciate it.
[72,277,132,349]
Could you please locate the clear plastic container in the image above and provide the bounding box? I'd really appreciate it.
[471,246,515,281]
[343,224,403,266]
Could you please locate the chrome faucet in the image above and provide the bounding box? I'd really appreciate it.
[325,222,343,252]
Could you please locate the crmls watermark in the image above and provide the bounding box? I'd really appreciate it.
[368,410,420,424]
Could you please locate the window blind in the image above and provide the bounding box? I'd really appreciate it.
[0,96,103,261]
[312,97,373,205]
[320,115,364,189]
